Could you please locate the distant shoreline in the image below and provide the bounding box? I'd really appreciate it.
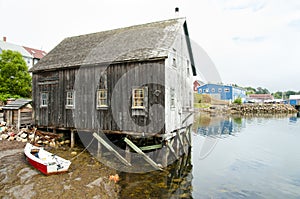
[195,103,298,115]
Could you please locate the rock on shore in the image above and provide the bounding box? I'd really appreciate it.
[196,103,298,115]
[230,104,297,115]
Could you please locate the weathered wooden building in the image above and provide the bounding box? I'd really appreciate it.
[29,18,196,169]
[2,98,32,129]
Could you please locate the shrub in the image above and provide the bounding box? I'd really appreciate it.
[234,97,242,105]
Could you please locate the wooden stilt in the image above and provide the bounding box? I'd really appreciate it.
[184,127,191,146]
[162,145,169,167]
[93,133,132,166]
[176,130,186,154]
[166,140,178,160]
[188,125,192,147]
[71,129,75,148]
[125,142,131,163]
[97,137,102,158]
[124,137,163,171]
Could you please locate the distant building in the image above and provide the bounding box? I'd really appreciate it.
[193,80,205,92]
[0,37,46,69]
[289,95,300,106]
[23,46,47,66]
[197,83,246,103]
[247,94,274,103]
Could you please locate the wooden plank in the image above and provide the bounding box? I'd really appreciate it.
[139,144,162,151]
[93,132,132,166]
[124,137,162,171]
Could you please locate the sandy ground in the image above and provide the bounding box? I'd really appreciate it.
[0,140,120,199]
[0,140,26,151]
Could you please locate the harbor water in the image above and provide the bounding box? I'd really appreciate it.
[1,113,300,198]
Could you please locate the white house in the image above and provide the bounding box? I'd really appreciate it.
[0,37,46,69]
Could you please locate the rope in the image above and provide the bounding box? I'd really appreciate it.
[70,137,95,161]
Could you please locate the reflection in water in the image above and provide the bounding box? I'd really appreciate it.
[289,112,300,123]
[119,148,192,199]
[192,113,300,198]
[195,114,245,137]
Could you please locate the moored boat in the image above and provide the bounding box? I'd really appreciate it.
[24,143,71,175]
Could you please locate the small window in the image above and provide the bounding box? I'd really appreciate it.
[40,92,48,107]
[224,88,230,92]
[170,88,175,108]
[218,88,222,93]
[132,88,145,109]
[199,89,202,93]
[172,58,176,67]
[206,88,209,93]
[66,91,75,108]
[97,89,108,108]
[211,88,215,93]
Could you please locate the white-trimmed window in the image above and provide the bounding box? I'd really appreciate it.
[218,88,222,93]
[170,88,175,108]
[40,92,48,107]
[199,89,202,93]
[211,88,215,93]
[97,89,108,108]
[66,91,75,108]
[205,88,209,93]
[132,88,145,109]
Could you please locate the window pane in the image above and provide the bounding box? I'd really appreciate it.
[97,89,108,107]
[132,88,145,108]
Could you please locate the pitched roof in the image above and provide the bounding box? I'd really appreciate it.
[29,18,196,75]
[0,40,33,58]
[23,46,47,59]
[2,99,32,110]
[249,94,274,100]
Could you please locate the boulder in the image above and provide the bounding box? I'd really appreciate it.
[20,133,27,139]
[1,134,9,140]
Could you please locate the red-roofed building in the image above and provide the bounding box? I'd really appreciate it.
[23,46,47,65]
[248,94,274,103]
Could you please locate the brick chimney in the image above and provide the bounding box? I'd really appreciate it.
[3,36,6,42]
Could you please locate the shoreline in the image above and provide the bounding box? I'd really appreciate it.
[195,103,298,115]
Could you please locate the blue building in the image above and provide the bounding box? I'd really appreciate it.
[197,83,246,103]
[289,95,300,106]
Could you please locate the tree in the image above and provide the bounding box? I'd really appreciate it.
[273,91,283,99]
[244,86,256,95]
[256,87,270,94]
[0,50,32,99]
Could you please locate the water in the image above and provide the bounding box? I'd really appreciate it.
[1,113,300,198]
[120,113,300,198]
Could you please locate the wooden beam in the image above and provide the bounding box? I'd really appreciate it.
[93,132,132,167]
[184,127,191,146]
[124,137,163,171]
[139,144,162,151]
[166,140,178,160]
[70,130,75,148]
[176,130,186,154]
[17,109,21,129]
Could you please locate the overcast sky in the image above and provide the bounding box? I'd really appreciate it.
[1,0,299,92]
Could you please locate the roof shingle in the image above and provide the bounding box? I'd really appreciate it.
[29,18,189,72]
